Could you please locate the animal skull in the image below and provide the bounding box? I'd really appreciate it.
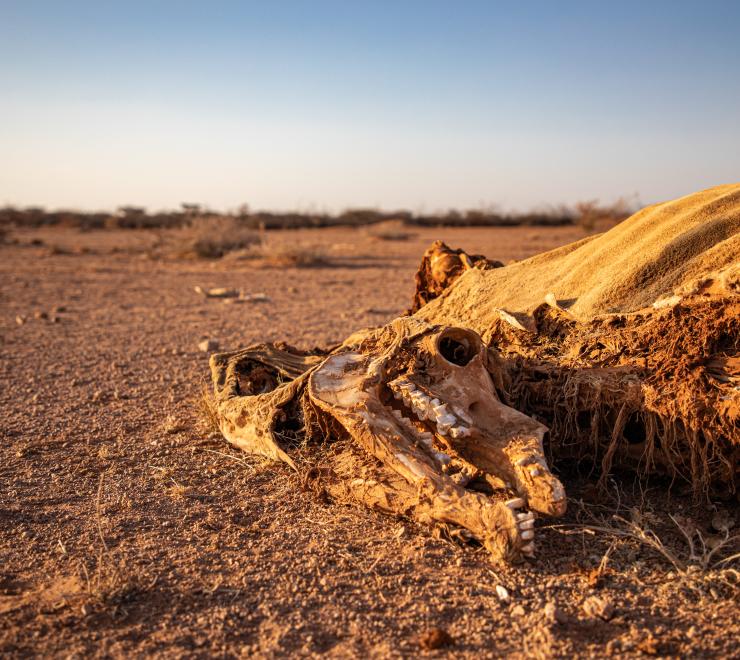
[307,317,566,560]
[210,317,566,562]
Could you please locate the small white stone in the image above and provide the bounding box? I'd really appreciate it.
[198,339,219,352]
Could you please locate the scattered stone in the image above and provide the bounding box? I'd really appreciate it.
[636,634,660,655]
[582,595,614,621]
[163,415,188,435]
[194,286,239,299]
[510,604,526,617]
[242,292,270,303]
[495,585,510,603]
[34,310,48,320]
[417,627,453,650]
[199,339,219,353]
[15,315,26,325]
[544,601,567,625]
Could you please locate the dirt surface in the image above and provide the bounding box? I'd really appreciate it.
[1,224,737,658]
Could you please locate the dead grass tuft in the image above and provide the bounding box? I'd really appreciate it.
[196,385,220,434]
[552,492,740,574]
[221,240,329,267]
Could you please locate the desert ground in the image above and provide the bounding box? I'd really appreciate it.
[1,223,737,658]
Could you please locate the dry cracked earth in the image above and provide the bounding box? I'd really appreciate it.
[1,224,738,658]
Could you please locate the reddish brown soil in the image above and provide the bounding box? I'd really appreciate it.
[1,224,737,658]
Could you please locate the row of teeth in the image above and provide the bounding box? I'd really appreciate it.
[388,378,535,558]
[389,379,470,439]
[507,497,536,558]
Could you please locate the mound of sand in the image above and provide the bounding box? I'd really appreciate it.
[419,183,740,325]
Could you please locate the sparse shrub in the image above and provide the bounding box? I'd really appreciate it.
[171,216,261,258]
[367,220,414,241]
[575,197,635,231]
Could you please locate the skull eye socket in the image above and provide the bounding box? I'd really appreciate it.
[437,328,480,366]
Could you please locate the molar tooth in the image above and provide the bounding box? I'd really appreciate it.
[437,413,457,427]
[433,404,448,417]
[519,519,535,530]
[516,512,534,521]
[430,398,441,407]
[521,543,535,556]
[449,426,470,439]
[521,530,534,540]
[505,498,525,509]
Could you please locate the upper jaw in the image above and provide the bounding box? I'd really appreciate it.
[380,372,567,516]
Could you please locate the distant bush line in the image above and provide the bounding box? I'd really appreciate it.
[0,199,635,232]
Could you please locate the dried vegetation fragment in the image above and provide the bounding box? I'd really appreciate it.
[208,184,740,563]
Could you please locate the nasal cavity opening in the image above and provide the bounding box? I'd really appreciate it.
[437,328,480,366]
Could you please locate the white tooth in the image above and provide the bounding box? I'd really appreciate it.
[516,512,534,521]
[505,498,525,509]
[522,542,535,554]
[450,426,470,439]
[437,413,457,427]
[519,519,535,530]
[434,452,452,465]
[433,404,448,417]
[521,530,534,540]
[430,398,441,407]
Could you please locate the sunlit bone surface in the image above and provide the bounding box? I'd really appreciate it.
[211,318,566,562]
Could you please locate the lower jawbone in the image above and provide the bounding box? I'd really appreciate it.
[308,324,567,561]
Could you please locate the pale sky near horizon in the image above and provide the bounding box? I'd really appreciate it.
[1,1,739,213]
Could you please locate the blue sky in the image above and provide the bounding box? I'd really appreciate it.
[1,1,739,212]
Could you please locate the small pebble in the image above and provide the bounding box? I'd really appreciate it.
[198,339,219,352]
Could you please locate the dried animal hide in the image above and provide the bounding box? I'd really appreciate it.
[409,240,502,313]
[209,184,740,562]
